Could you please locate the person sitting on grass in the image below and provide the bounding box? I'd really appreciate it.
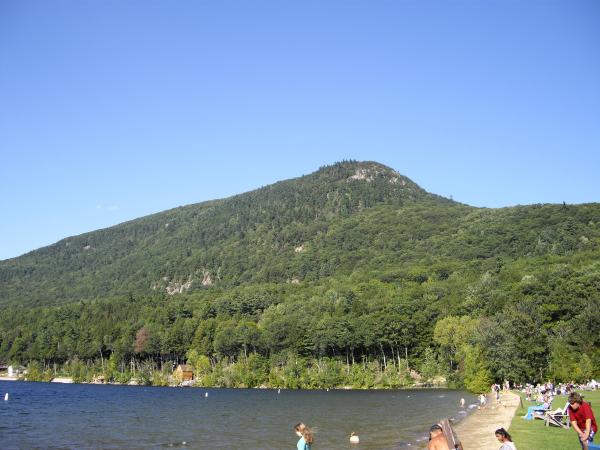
[567,392,597,450]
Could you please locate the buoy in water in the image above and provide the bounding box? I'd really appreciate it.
[4,393,8,401]
[350,432,359,444]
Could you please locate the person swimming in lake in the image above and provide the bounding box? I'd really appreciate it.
[294,422,313,450]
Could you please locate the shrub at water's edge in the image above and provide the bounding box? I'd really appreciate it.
[17,353,433,389]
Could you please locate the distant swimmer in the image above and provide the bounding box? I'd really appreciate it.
[278,388,281,394]
[460,398,465,407]
[350,432,359,444]
[4,393,8,401]
[204,392,208,397]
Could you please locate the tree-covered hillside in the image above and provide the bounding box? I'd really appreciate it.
[0,161,436,306]
[0,161,599,389]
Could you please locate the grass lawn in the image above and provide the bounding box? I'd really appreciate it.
[508,390,600,450]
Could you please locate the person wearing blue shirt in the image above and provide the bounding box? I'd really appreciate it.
[294,422,313,450]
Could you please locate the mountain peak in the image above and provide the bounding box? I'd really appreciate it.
[316,160,395,175]
[0,161,436,304]
[312,160,419,188]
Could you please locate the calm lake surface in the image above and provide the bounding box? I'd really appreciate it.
[0,381,476,449]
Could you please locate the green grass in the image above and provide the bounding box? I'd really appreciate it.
[509,390,600,450]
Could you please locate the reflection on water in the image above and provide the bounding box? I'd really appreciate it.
[0,381,476,449]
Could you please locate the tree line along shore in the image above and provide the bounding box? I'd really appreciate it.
[1,252,598,392]
[1,163,599,393]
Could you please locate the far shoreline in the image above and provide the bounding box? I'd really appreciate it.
[1,377,463,391]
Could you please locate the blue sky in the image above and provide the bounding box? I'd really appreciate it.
[1,1,599,260]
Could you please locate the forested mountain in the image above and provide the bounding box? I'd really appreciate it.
[1,161,599,390]
[0,161,439,306]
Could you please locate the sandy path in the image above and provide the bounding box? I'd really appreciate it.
[454,391,520,450]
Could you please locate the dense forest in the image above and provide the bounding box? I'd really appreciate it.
[1,161,599,391]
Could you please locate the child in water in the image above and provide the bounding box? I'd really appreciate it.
[294,422,314,450]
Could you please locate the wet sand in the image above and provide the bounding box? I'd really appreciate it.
[454,391,520,450]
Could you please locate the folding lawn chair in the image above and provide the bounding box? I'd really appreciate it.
[544,404,570,429]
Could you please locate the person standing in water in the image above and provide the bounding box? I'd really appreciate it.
[294,422,313,450]
[479,393,487,408]
[495,428,517,449]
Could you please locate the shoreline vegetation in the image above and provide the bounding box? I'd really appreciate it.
[2,258,598,394]
[0,376,454,390]
[1,355,447,389]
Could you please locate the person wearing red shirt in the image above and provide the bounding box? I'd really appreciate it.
[568,392,597,450]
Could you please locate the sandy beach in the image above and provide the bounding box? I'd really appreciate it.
[454,391,520,450]
[0,376,19,381]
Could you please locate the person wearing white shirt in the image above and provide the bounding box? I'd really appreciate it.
[495,428,517,450]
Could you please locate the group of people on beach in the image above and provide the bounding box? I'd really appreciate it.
[294,382,598,450]
[427,423,516,450]
[429,383,517,450]
[521,379,598,402]
[519,381,598,450]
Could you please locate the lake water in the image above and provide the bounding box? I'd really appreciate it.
[0,381,476,449]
